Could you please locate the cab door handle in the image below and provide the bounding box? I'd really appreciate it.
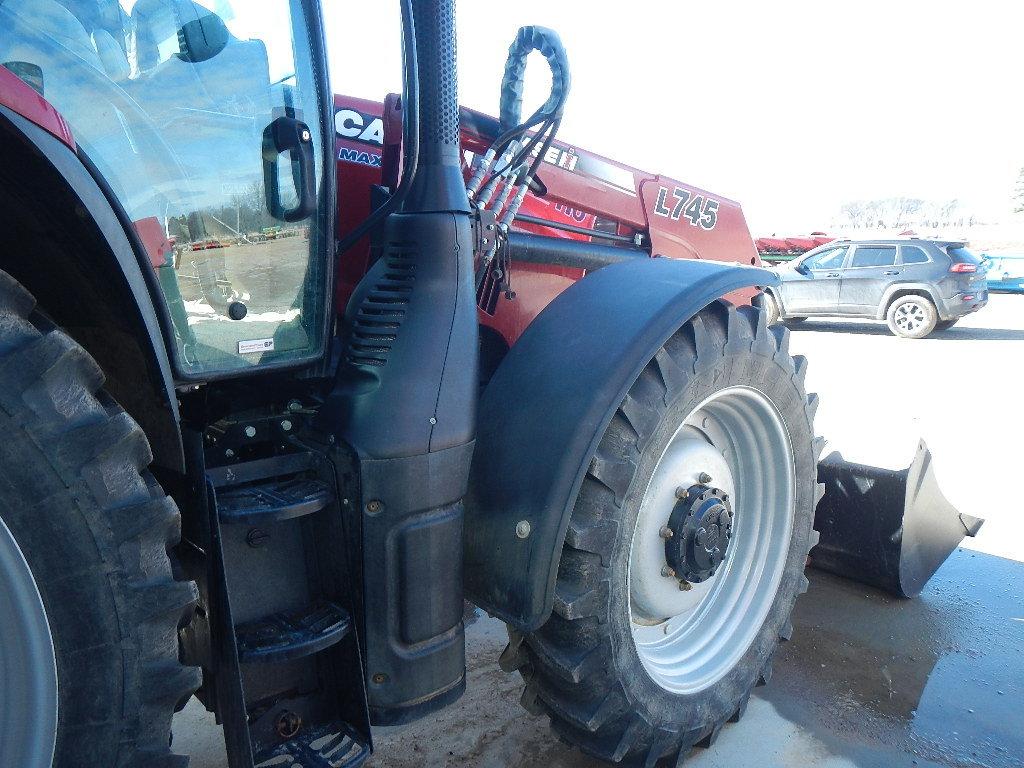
[883,270,900,275]
[262,116,316,222]
[826,272,841,278]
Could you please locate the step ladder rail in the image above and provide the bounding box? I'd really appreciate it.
[303,445,372,748]
[206,476,258,768]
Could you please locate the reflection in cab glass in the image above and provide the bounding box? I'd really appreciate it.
[0,0,326,374]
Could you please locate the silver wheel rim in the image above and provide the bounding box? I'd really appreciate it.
[894,301,927,332]
[628,386,795,695]
[0,516,58,768]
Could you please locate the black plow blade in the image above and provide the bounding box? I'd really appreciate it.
[810,440,983,598]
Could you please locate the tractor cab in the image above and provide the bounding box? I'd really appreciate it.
[0,0,333,376]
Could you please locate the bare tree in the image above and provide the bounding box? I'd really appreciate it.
[838,197,946,230]
[892,197,924,229]
[840,201,867,228]
[864,199,885,228]
[940,199,960,226]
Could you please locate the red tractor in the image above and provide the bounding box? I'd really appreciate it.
[0,2,975,767]
[334,91,765,351]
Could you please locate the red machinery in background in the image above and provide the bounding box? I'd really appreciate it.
[755,232,836,263]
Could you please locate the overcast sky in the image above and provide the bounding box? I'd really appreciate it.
[323,1,1024,234]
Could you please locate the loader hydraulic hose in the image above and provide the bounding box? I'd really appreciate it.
[469,26,570,198]
[335,0,419,256]
[499,26,571,131]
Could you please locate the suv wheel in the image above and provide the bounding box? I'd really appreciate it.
[761,292,782,325]
[886,295,937,339]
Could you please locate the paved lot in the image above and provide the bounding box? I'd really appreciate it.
[175,293,1024,768]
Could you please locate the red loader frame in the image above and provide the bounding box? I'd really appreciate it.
[334,93,762,349]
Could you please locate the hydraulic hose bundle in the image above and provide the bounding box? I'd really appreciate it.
[468,26,571,289]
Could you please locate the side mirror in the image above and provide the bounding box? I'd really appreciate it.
[176,6,229,63]
[795,262,810,275]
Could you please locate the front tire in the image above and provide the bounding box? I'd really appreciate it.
[886,295,937,338]
[0,273,199,768]
[502,301,822,765]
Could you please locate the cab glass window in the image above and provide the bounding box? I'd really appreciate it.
[0,0,328,376]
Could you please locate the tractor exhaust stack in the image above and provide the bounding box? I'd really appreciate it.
[323,0,477,726]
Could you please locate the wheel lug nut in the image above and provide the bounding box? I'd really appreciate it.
[678,580,692,591]
[659,526,674,539]
[674,485,689,499]
[698,472,713,484]
[661,566,676,578]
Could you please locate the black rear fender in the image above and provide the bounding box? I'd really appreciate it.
[0,106,182,470]
[464,257,778,631]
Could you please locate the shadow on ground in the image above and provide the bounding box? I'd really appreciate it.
[788,320,1024,341]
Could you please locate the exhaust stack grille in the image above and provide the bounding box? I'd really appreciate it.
[346,250,417,367]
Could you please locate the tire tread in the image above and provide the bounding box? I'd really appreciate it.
[0,272,197,767]
[506,299,821,764]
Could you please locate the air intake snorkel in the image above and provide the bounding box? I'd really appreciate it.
[323,0,477,725]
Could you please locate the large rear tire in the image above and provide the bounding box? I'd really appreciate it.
[502,301,822,765]
[0,272,199,768]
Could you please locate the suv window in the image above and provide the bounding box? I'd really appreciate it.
[851,246,897,268]
[804,246,847,270]
[900,245,930,265]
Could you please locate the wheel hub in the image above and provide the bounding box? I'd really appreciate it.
[895,302,925,331]
[628,386,796,694]
[665,485,733,583]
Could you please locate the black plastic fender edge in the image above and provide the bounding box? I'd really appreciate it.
[464,256,776,631]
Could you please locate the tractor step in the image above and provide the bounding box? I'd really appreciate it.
[237,600,352,663]
[208,452,322,488]
[195,437,371,768]
[254,723,369,768]
[217,478,333,524]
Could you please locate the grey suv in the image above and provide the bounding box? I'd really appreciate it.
[762,239,988,338]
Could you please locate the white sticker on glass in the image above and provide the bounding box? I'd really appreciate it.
[238,338,275,354]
